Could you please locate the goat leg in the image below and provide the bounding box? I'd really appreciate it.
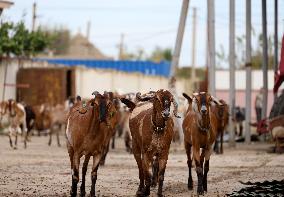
[133,152,144,197]
[157,159,167,197]
[9,134,13,148]
[142,154,151,196]
[203,160,209,192]
[80,155,90,197]
[185,142,193,190]
[48,129,52,146]
[15,134,18,149]
[220,131,224,154]
[90,154,101,197]
[193,146,204,196]
[57,128,61,147]
[151,157,159,187]
[71,155,80,197]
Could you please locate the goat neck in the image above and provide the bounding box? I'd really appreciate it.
[8,100,16,117]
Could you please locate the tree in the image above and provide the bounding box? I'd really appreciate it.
[216,32,278,69]
[148,47,172,62]
[0,21,50,58]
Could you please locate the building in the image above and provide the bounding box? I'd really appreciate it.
[215,69,284,121]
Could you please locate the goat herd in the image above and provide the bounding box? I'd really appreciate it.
[0,89,229,197]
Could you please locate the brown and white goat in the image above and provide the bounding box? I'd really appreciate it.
[121,89,180,197]
[182,92,221,195]
[66,92,118,197]
[48,104,69,147]
[212,99,229,154]
[0,99,28,149]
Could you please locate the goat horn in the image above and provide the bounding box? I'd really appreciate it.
[211,95,222,105]
[193,92,199,97]
[172,99,181,118]
[136,92,155,101]
[92,91,99,96]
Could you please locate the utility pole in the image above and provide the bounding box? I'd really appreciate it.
[169,0,190,144]
[118,34,125,60]
[191,7,197,88]
[207,0,216,96]
[32,2,37,31]
[274,0,278,99]
[262,0,268,119]
[229,0,236,147]
[170,0,190,77]
[86,21,91,40]
[245,0,252,144]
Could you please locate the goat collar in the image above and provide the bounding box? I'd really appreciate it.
[198,124,210,133]
[151,116,165,132]
[197,118,210,133]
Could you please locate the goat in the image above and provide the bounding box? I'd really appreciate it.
[33,104,52,136]
[121,89,180,197]
[182,92,221,195]
[66,92,118,197]
[212,99,229,154]
[48,104,69,147]
[0,99,28,149]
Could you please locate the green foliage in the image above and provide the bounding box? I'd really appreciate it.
[122,46,172,62]
[0,22,14,56]
[216,31,278,69]
[0,21,50,58]
[176,67,206,80]
[148,47,172,62]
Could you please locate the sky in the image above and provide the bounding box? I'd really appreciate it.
[2,0,284,68]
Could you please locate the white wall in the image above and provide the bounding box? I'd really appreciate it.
[216,70,277,90]
[0,61,19,101]
[75,67,187,99]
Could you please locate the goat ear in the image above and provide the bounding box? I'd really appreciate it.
[210,95,222,105]
[120,98,136,111]
[182,93,192,103]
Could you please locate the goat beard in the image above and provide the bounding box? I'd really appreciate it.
[199,113,210,130]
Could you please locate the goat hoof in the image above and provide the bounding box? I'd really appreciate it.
[188,180,193,190]
[143,187,150,196]
[151,182,157,188]
[136,190,144,197]
[80,189,86,197]
[13,147,17,150]
[70,191,77,197]
[151,180,157,188]
[157,193,164,197]
[197,188,204,195]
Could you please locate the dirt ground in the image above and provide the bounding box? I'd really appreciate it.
[0,135,283,197]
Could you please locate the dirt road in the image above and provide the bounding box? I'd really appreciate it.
[0,135,283,196]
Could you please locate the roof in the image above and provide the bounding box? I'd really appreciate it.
[35,59,171,77]
[65,33,111,60]
[0,1,13,9]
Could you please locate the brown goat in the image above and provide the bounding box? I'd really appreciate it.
[212,99,229,154]
[182,92,221,195]
[66,92,118,197]
[0,99,28,149]
[121,89,180,197]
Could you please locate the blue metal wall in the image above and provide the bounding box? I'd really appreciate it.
[35,59,171,78]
